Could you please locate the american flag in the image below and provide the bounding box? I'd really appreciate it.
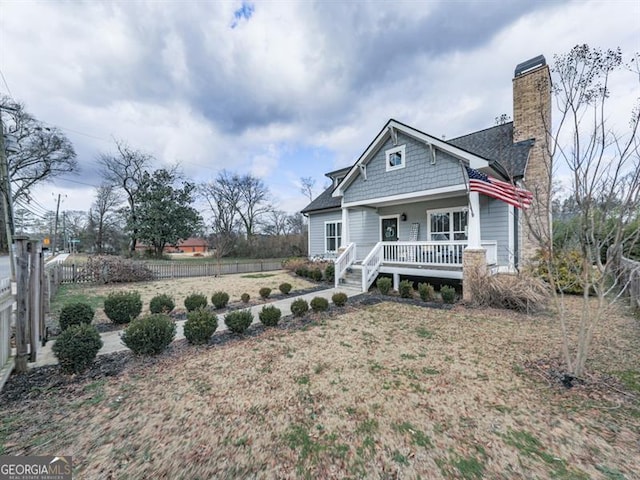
[465,166,532,209]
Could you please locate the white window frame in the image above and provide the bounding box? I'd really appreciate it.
[324,220,342,253]
[426,207,468,241]
[385,145,406,172]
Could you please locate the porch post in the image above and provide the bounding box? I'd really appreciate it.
[463,191,486,302]
[468,191,481,248]
[341,207,350,247]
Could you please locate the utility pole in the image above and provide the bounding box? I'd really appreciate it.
[52,193,61,254]
[0,105,19,281]
[62,211,66,253]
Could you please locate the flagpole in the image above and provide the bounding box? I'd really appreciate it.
[459,161,474,217]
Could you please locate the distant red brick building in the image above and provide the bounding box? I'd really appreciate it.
[135,238,209,254]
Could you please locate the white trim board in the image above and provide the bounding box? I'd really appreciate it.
[341,184,467,208]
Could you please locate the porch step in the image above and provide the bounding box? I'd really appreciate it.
[339,266,363,289]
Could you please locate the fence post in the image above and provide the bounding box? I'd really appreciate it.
[39,248,45,340]
[14,237,29,373]
[28,240,41,362]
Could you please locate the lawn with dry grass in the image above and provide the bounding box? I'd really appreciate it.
[51,270,318,326]
[2,296,639,479]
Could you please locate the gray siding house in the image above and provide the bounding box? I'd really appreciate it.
[301,56,552,293]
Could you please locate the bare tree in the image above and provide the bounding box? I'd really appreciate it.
[529,45,640,378]
[1,96,77,203]
[98,140,152,253]
[235,173,271,239]
[63,210,87,252]
[90,183,121,254]
[286,212,307,236]
[200,173,241,272]
[0,96,77,251]
[300,176,316,202]
[264,209,289,236]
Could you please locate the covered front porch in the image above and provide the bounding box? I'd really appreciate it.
[335,239,497,291]
[334,190,504,292]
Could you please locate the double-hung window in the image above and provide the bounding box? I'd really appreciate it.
[428,208,468,241]
[325,221,342,253]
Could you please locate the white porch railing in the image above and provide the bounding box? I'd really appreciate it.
[360,240,499,292]
[334,242,356,288]
[361,243,383,292]
[381,241,498,267]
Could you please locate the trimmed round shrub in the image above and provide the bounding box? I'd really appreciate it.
[52,323,103,374]
[290,298,309,317]
[279,282,292,295]
[440,285,457,304]
[311,268,323,282]
[324,263,335,283]
[295,267,309,278]
[332,292,348,307]
[184,293,208,312]
[259,305,281,327]
[399,279,414,298]
[418,283,436,302]
[149,294,175,314]
[184,308,218,345]
[59,302,94,331]
[259,287,272,299]
[310,296,329,312]
[104,291,142,325]
[211,291,230,309]
[376,277,392,295]
[241,293,250,303]
[225,310,254,334]
[121,314,176,355]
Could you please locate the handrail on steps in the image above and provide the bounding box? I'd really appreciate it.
[334,243,356,288]
[360,242,383,292]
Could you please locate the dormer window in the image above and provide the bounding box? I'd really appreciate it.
[386,145,406,172]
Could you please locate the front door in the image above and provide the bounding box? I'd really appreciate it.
[381,217,399,241]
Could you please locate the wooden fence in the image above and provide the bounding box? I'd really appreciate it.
[0,277,13,391]
[621,255,640,312]
[54,259,284,284]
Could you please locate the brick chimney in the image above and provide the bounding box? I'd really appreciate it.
[513,55,552,264]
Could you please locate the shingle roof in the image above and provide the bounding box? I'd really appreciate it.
[301,122,535,214]
[300,184,342,214]
[300,167,350,214]
[447,122,534,179]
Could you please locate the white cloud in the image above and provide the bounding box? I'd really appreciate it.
[1,0,637,217]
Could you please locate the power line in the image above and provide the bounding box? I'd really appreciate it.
[15,201,49,217]
[16,198,50,216]
[28,197,52,213]
[56,177,101,188]
[0,68,14,99]
[14,200,50,220]
[39,119,111,142]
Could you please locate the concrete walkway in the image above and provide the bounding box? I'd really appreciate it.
[32,286,362,368]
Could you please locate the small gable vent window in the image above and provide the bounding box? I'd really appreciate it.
[386,145,406,172]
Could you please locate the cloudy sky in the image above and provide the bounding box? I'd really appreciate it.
[1,0,639,220]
